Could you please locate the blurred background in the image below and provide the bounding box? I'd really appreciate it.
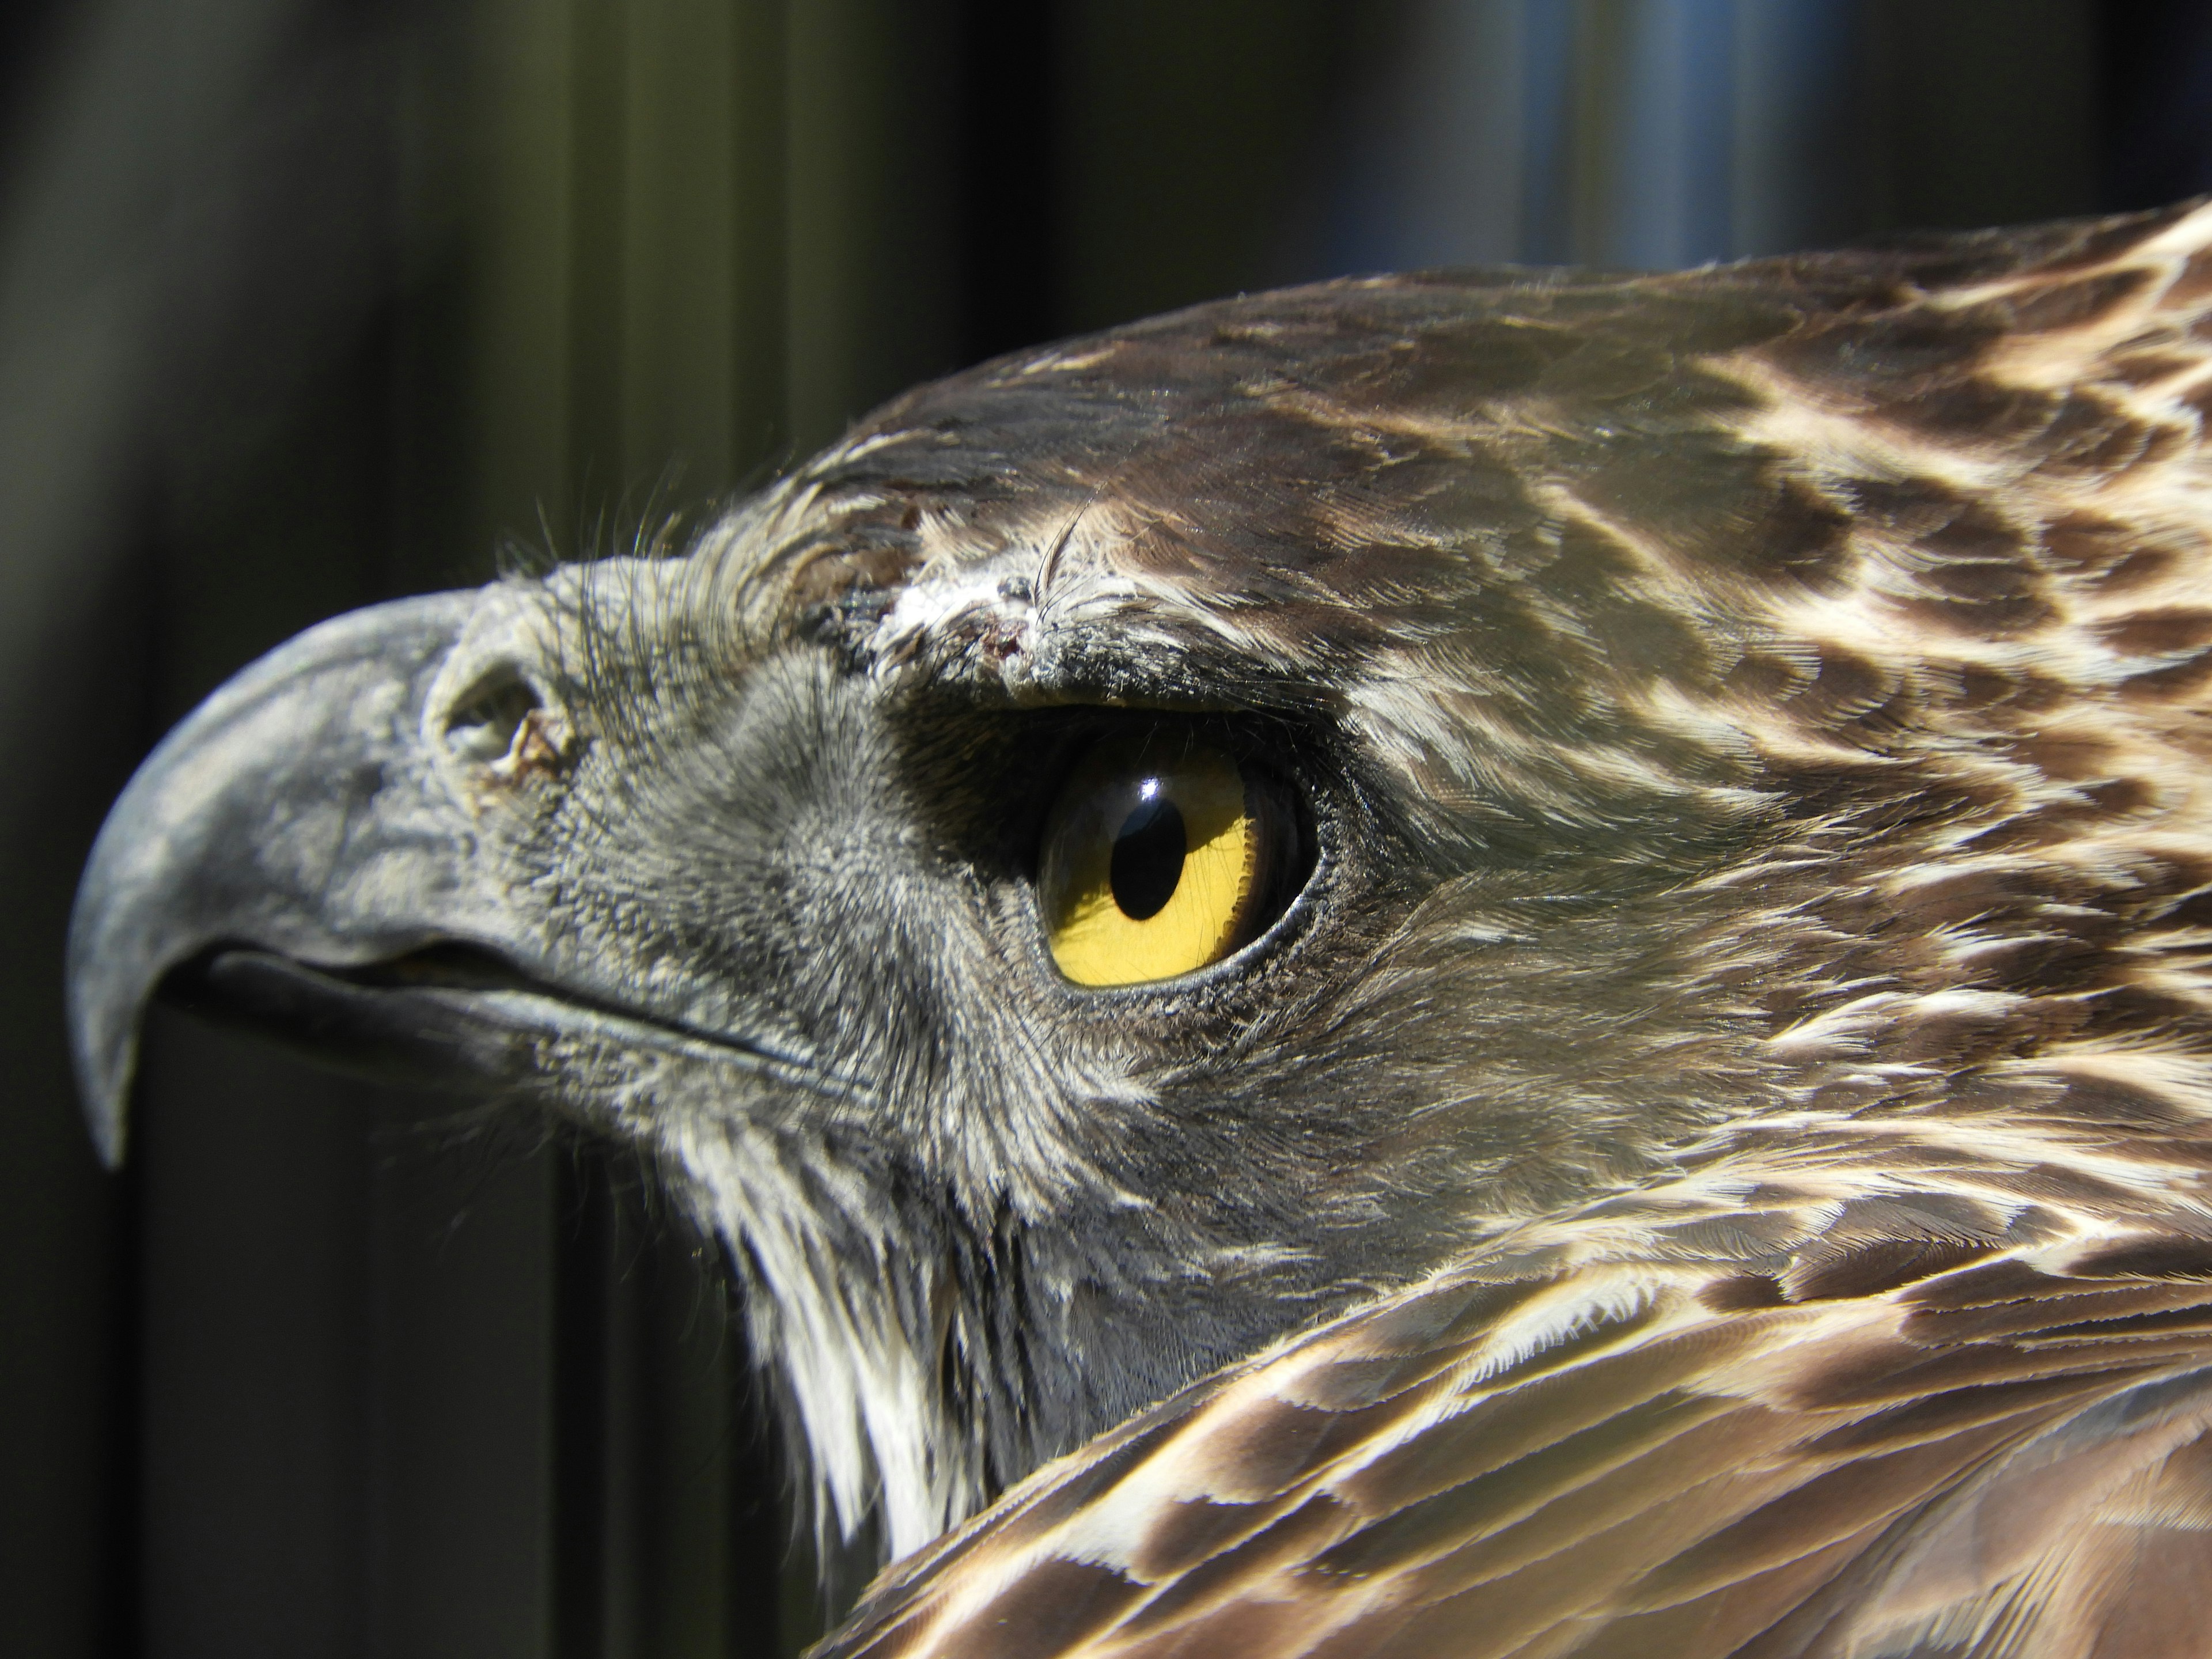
[6,2,2212,1655]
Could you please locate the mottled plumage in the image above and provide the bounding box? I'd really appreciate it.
[68,200,2212,1657]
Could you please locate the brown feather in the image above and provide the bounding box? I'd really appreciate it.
[802,202,2212,1656]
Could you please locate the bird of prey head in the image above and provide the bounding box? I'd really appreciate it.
[71,200,2212,1657]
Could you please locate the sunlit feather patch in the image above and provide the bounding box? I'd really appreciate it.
[1039,732,1296,987]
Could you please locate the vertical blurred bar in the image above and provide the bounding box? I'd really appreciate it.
[1314,0,1532,274]
[1731,0,1868,257]
[567,0,627,527]
[136,1022,373,1659]
[366,1116,558,1659]
[1054,0,1366,328]
[2101,2,2212,211]
[1519,0,1577,265]
[1563,0,1734,268]
[0,7,156,1635]
[784,0,963,457]
[0,9,272,1641]
[463,0,580,562]
[1865,0,2097,232]
[616,0,787,498]
[954,0,1059,362]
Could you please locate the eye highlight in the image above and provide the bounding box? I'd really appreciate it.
[1038,732,1300,987]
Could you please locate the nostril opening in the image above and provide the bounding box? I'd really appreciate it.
[444,672,542,764]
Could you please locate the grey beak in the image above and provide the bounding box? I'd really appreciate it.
[66,590,491,1166]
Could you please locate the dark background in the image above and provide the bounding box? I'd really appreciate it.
[6,2,2211,1655]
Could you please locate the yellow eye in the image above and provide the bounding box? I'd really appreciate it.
[1039,732,1297,987]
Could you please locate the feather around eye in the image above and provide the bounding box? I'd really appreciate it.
[1039,733,1284,986]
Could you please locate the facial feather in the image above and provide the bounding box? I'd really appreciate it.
[531,200,2212,1588]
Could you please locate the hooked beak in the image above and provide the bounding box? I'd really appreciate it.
[65,590,521,1166]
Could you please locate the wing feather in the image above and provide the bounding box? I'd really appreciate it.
[819,1247,2212,1659]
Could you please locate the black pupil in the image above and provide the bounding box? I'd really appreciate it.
[1109,793,1185,921]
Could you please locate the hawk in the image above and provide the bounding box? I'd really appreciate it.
[68,200,2212,1657]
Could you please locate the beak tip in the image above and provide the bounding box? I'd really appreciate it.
[85,1086,129,1171]
[66,1026,134,1171]
[66,925,140,1172]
